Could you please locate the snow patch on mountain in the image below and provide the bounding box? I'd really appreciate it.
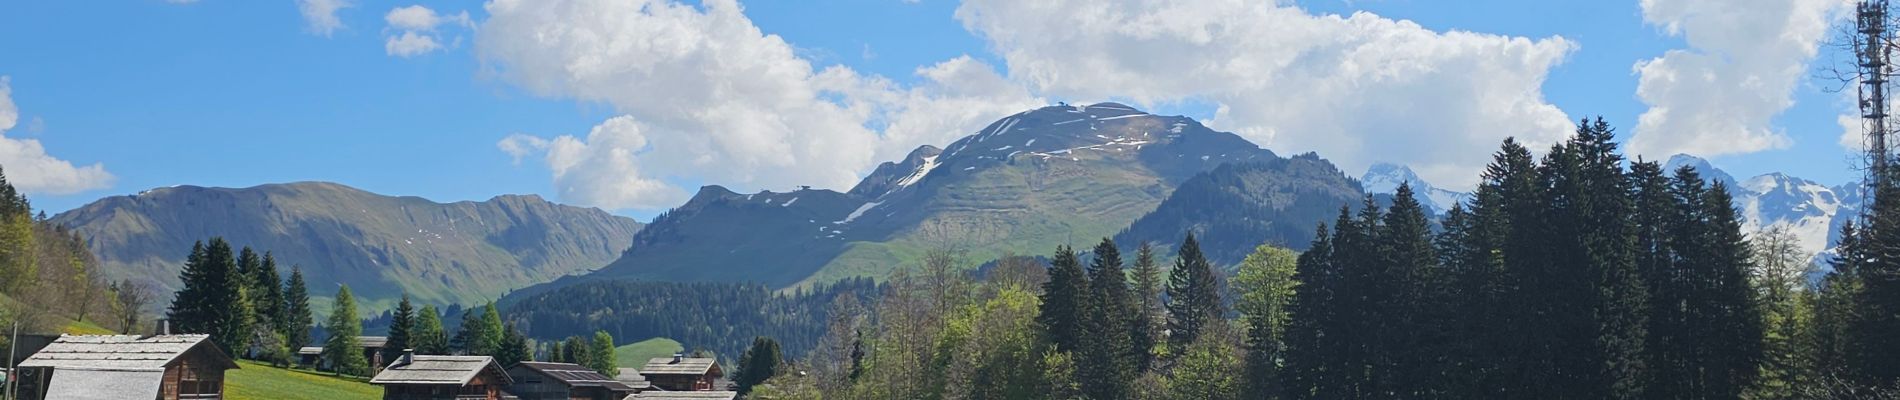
[1360,163,1473,215]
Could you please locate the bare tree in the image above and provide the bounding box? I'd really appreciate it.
[111,279,153,334]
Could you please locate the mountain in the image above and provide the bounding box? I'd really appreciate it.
[1658,154,1855,266]
[517,102,1282,294]
[1116,153,1364,266]
[49,182,644,310]
[1359,163,1473,215]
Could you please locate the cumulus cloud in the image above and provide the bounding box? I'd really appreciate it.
[382,5,470,57]
[0,77,113,195]
[1628,0,1847,159]
[480,0,1036,211]
[953,0,1577,189]
[297,0,353,37]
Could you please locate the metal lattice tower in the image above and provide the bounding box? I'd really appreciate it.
[1859,0,1895,186]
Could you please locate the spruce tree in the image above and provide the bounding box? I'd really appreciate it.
[254,252,286,333]
[1856,168,1900,385]
[549,340,567,363]
[563,336,593,368]
[1129,241,1163,371]
[1166,233,1223,349]
[1698,181,1765,397]
[1037,245,1088,353]
[324,285,369,376]
[1375,183,1444,397]
[167,238,251,355]
[1078,238,1134,400]
[283,266,313,352]
[737,336,783,395]
[412,305,448,355]
[1282,223,1336,399]
[589,330,616,376]
[497,324,531,367]
[386,294,415,363]
[479,303,505,356]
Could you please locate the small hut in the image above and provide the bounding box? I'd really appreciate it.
[638,354,722,392]
[505,361,637,400]
[370,351,513,400]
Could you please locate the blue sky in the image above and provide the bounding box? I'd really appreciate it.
[0,0,1865,220]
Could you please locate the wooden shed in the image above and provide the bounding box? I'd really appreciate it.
[505,362,637,400]
[638,355,722,392]
[15,334,239,400]
[370,352,513,400]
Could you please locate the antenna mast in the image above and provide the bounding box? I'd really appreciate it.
[1858,0,1896,189]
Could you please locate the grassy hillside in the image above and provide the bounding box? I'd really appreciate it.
[50,181,644,311]
[616,337,685,368]
[226,360,380,400]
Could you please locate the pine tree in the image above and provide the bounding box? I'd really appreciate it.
[323,285,368,376]
[1078,238,1134,400]
[1129,241,1163,371]
[413,305,449,355]
[453,309,488,355]
[737,336,784,395]
[283,266,313,352]
[1037,245,1088,353]
[1166,233,1224,350]
[386,294,415,362]
[167,238,251,355]
[589,330,616,376]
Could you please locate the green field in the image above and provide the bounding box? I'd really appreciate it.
[225,360,380,400]
[615,337,685,368]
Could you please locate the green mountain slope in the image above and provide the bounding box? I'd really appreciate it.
[1115,153,1364,266]
[522,103,1286,293]
[50,182,643,310]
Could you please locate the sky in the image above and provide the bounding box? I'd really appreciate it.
[0,0,1870,220]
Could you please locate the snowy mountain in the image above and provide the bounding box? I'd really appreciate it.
[1663,154,1855,264]
[1359,163,1472,215]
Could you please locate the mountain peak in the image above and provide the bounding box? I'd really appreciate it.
[1662,153,1738,189]
[1360,162,1471,215]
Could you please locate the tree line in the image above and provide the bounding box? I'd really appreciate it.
[0,167,142,354]
[164,237,316,369]
[741,119,1900,399]
[503,278,877,363]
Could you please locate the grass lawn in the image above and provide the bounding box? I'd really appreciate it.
[225,360,380,400]
[615,337,684,368]
[61,319,115,335]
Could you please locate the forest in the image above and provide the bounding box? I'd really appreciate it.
[503,278,878,361]
[0,167,137,347]
[736,119,1900,399]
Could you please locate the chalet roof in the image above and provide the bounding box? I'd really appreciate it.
[297,346,322,356]
[18,334,237,371]
[371,355,512,386]
[641,357,718,376]
[511,362,635,391]
[358,336,389,348]
[616,368,652,389]
[42,368,166,400]
[624,391,738,400]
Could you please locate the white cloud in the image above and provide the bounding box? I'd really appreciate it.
[297,0,353,37]
[953,0,1577,189]
[385,31,442,57]
[0,77,113,195]
[382,5,470,57]
[1628,0,1848,159]
[479,0,1036,211]
[497,133,549,165]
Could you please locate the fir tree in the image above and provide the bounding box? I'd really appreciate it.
[1375,183,1444,397]
[1282,223,1337,399]
[323,285,369,376]
[737,336,784,395]
[1129,241,1163,371]
[478,303,505,356]
[1037,245,1088,353]
[1166,233,1224,350]
[254,252,286,333]
[283,266,313,352]
[386,294,416,363]
[497,324,531,367]
[1078,238,1135,400]
[589,330,616,376]
[413,305,449,355]
[167,238,252,355]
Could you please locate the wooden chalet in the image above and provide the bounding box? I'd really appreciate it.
[295,335,389,372]
[638,354,722,392]
[15,334,239,400]
[370,352,513,400]
[505,362,637,400]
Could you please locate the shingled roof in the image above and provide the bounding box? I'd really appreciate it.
[18,334,236,371]
[513,362,635,391]
[625,391,738,400]
[370,355,512,386]
[641,357,718,376]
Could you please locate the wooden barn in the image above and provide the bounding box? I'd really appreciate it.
[638,355,723,392]
[370,352,513,400]
[14,334,239,400]
[504,361,637,400]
